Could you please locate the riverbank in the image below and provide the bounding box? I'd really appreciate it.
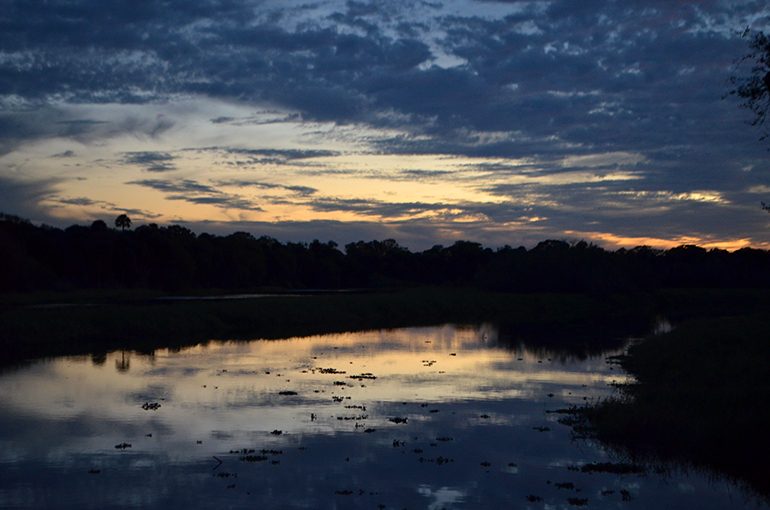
[0,288,628,364]
[2,287,769,366]
[569,312,770,501]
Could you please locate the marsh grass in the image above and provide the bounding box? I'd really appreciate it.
[575,313,770,500]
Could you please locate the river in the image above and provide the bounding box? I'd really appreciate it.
[0,324,762,509]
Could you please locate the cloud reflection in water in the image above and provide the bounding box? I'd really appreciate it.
[0,324,762,509]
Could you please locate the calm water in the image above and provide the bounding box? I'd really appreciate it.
[0,324,763,509]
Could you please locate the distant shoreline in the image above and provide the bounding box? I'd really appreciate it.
[3,287,769,366]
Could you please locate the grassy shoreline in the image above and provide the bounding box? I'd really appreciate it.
[2,287,769,363]
[568,312,770,501]
[0,288,634,363]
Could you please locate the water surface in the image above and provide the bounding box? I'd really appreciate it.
[0,324,762,509]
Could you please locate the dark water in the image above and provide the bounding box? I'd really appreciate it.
[0,324,762,509]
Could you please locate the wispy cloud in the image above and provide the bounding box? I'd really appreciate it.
[127,179,263,211]
[214,179,318,196]
[122,152,177,173]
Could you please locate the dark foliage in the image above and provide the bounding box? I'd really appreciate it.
[2,213,770,293]
[114,214,131,231]
[571,315,770,501]
[727,29,770,141]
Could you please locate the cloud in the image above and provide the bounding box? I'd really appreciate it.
[126,179,217,195]
[0,107,178,156]
[182,147,341,170]
[214,179,318,196]
[122,151,177,172]
[50,150,76,158]
[56,197,102,206]
[1,0,764,163]
[126,179,263,211]
[2,0,770,249]
[223,148,340,161]
[47,196,163,221]
[0,175,62,222]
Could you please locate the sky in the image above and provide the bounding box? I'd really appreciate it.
[1,0,770,251]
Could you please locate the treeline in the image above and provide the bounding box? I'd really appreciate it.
[2,213,770,293]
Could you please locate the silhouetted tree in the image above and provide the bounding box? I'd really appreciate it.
[4,212,770,294]
[728,28,770,212]
[90,219,108,231]
[728,29,770,135]
[115,214,132,230]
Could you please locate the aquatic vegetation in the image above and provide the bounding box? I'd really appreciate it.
[567,314,770,501]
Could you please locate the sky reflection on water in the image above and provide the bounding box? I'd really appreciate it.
[0,324,763,509]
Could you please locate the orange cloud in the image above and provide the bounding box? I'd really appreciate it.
[565,231,770,252]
